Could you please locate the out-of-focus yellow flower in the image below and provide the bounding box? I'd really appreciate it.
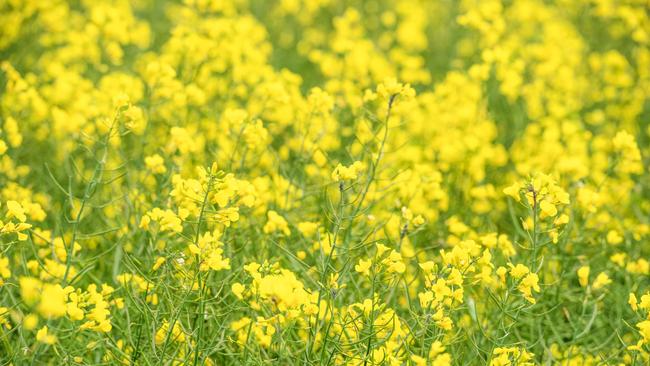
[577,266,590,288]
[36,326,57,344]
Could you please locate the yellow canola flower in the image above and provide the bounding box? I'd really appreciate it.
[592,272,611,290]
[232,283,245,299]
[503,182,522,202]
[629,293,639,311]
[639,294,650,311]
[0,307,9,329]
[518,273,541,304]
[6,200,27,222]
[152,257,166,271]
[263,210,291,236]
[122,104,146,134]
[577,266,590,288]
[490,346,534,366]
[606,230,623,245]
[140,208,183,233]
[376,77,416,101]
[297,221,319,237]
[144,154,166,175]
[37,284,69,319]
[331,161,364,182]
[155,320,186,345]
[0,0,648,363]
[539,200,557,217]
[23,314,38,330]
[508,263,530,280]
[255,269,314,313]
[355,258,372,276]
[36,326,57,344]
[637,320,650,344]
[0,256,10,284]
[189,231,230,271]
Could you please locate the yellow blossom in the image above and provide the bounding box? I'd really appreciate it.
[36,326,57,344]
[577,266,590,288]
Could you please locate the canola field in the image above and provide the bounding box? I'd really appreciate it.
[1,0,649,365]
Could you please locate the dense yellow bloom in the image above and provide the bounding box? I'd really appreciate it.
[0,0,647,364]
